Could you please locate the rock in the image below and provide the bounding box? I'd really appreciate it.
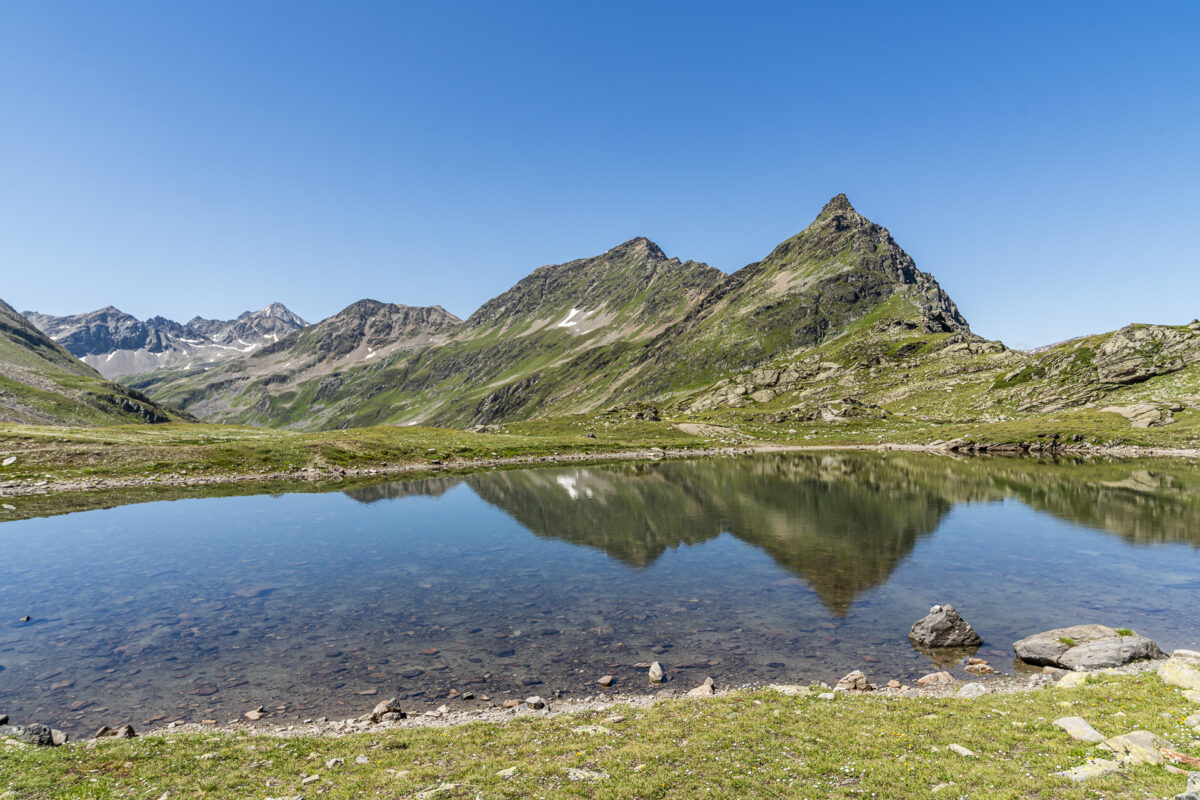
[1175,650,1200,664]
[648,662,664,683]
[835,670,874,692]
[1053,716,1105,742]
[94,724,135,740]
[2,456,15,466]
[244,707,266,721]
[964,662,996,675]
[886,680,901,689]
[300,774,320,785]
[496,766,517,778]
[2,504,15,511]
[1184,690,1200,703]
[414,784,460,799]
[565,767,608,782]
[325,758,344,769]
[502,699,520,709]
[909,605,983,648]
[1057,672,1090,688]
[18,616,30,623]
[1098,730,1172,764]
[767,684,811,697]
[948,743,975,757]
[571,725,612,735]
[1174,772,1200,800]
[603,715,626,724]
[1013,625,1163,669]
[955,682,987,699]
[596,675,613,687]
[685,677,715,697]
[525,696,546,710]
[0,724,65,746]
[817,692,835,701]
[1186,713,1200,728]
[355,755,369,764]
[0,715,6,725]
[1054,758,1122,781]
[369,698,405,723]
[1160,659,1200,691]
[916,671,954,686]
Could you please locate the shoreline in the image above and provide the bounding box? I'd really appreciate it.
[3,438,1198,501]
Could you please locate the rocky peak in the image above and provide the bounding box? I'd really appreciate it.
[605,237,666,262]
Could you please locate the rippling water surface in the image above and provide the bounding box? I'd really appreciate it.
[2,451,1198,734]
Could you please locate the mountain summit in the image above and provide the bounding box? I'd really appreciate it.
[134,195,975,429]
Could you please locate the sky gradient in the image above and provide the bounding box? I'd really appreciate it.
[2,1,1197,348]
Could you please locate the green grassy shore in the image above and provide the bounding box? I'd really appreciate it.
[4,671,1199,799]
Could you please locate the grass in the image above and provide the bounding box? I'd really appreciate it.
[1059,637,1078,648]
[3,672,1198,799]
[1116,629,1135,637]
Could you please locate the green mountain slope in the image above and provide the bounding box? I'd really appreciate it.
[136,195,976,429]
[0,298,188,426]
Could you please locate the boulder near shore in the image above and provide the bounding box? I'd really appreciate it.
[909,604,983,648]
[1013,624,1163,670]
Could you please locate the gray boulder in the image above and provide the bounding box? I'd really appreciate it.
[909,604,982,648]
[0,723,67,746]
[1013,624,1163,669]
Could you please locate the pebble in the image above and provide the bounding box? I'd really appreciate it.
[948,744,975,757]
[525,696,546,710]
[916,671,953,685]
[325,758,344,769]
[244,707,266,721]
[301,774,320,785]
[597,675,614,687]
[496,766,517,778]
[648,662,664,683]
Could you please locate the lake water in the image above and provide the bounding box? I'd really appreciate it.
[2,451,1198,735]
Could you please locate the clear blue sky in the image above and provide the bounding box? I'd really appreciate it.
[2,1,1196,348]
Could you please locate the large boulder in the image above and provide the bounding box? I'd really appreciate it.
[1013,625,1163,669]
[909,604,982,648]
[0,723,67,746]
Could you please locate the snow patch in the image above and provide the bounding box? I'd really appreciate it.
[557,308,582,328]
[555,474,594,500]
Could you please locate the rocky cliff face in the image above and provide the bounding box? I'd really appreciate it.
[23,303,309,379]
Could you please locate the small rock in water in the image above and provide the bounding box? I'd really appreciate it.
[244,707,266,721]
[835,670,874,692]
[648,662,664,683]
[1013,624,1163,669]
[1053,716,1105,742]
[597,675,614,687]
[19,616,31,623]
[909,604,982,648]
[916,671,953,686]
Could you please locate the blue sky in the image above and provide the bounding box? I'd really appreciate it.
[1,1,1196,348]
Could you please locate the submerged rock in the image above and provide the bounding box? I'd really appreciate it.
[1013,625,1163,669]
[909,605,982,648]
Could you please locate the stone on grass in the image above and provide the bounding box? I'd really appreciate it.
[1173,772,1200,800]
[1053,716,1105,742]
[0,724,66,747]
[916,671,953,686]
[1184,690,1200,703]
[1160,659,1200,691]
[767,684,812,697]
[909,605,982,648]
[1175,650,1200,664]
[955,683,987,699]
[948,743,975,757]
[1098,730,1172,764]
[369,698,406,723]
[835,670,874,692]
[566,767,608,782]
[496,766,517,778]
[1057,672,1090,689]
[685,677,715,697]
[1013,624,1163,669]
[1054,758,1122,781]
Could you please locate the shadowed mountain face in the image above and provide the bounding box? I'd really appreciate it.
[345,452,1200,613]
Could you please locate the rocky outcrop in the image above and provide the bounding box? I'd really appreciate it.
[909,604,983,648]
[1013,625,1164,669]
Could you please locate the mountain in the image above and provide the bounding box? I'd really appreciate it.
[135,195,976,429]
[0,297,187,426]
[23,303,309,379]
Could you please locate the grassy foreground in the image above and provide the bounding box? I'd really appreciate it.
[3,672,1198,799]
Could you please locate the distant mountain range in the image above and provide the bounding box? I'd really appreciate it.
[22,303,308,379]
[0,298,186,426]
[2,194,1196,430]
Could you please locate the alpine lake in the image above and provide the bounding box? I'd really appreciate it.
[2,451,1198,737]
